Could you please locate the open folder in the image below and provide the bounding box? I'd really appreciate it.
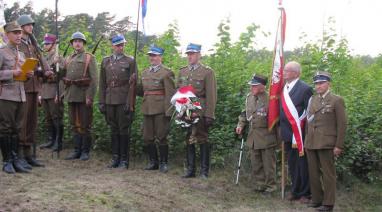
[14,58,39,81]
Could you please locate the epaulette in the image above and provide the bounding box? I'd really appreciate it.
[125,55,135,60]
[162,65,172,72]
[85,52,95,57]
[180,65,188,70]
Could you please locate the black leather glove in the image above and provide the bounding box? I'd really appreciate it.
[205,117,214,129]
[123,104,130,114]
[98,103,106,114]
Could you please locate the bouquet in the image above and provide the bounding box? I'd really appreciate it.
[170,85,202,127]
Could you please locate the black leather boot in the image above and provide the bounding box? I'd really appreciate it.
[182,144,196,178]
[11,138,30,173]
[24,146,45,167]
[80,135,92,161]
[1,136,15,174]
[65,134,82,160]
[118,134,129,169]
[39,123,56,149]
[15,137,32,170]
[52,119,64,152]
[199,143,210,179]
[108,134,120,168]
[144,143,159,170]
[159,144,169,173]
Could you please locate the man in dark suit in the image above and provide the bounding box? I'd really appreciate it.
[280,61,313,202]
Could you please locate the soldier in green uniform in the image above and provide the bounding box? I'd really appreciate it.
[305,71,347,211]
[63,32,98,161]
[0,21,31,173]
[236,74,278,193]
[17,14,51,167]
[39,33,64,152]
[177,43,217,179]
[98,34,137,169]
[138,45,175,173]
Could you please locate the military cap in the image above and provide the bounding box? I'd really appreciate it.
[248,73,267,86]
[111,34,126,46]
[43,33,57,44]
[17,15,35,26]
[70,31,86,44]
[185,43,201,53]
[147,45,164,55]
[313,71,331,83]
[3,21,22,33]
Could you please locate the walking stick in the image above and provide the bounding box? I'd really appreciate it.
[235,135,245,185]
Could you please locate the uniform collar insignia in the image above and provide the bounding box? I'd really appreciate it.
[188,63,200,71]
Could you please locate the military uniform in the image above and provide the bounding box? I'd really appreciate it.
[139,51,176,172]
[237,90,278,191]
[17,15,48,165]
[63,32,98,161]
[99,36,137,168]
[39,34,65,151]
[178,43,217,178]
[305,72,347,210]
[0,21,30,173]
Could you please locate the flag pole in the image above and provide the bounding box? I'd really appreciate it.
[278,0,286,200]
[134,0,141,60]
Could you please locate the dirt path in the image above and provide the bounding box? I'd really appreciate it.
[0,149,380,211]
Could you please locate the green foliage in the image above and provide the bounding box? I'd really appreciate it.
[5,3,381,183]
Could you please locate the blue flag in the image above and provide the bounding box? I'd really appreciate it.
[141,0,147,34]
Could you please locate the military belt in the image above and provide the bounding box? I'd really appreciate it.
[107,79,129,88]
[144,90,165,96]
[63,77,91,87]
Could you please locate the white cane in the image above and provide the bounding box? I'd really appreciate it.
[235,137,245,185]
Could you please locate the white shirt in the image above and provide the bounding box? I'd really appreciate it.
[285,78,299,92]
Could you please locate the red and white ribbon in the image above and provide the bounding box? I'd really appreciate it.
[281,87,306,156]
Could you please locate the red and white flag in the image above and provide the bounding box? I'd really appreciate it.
[268,1,286,130]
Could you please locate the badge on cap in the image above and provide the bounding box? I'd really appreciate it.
[147,45,164,55]
[3,21,22,33]
[185,43,202,53]
[313,71,331,83]
[111,34,126,46]
[43,33,57,45]
[248,73,267,86]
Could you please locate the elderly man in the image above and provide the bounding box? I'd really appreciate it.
[305,71,347,211]
[236,73,278,193]
[280,61,313,202]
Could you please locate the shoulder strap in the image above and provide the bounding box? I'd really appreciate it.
[83,53,91,78]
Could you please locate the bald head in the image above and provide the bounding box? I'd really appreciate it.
[284,61,301,82]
